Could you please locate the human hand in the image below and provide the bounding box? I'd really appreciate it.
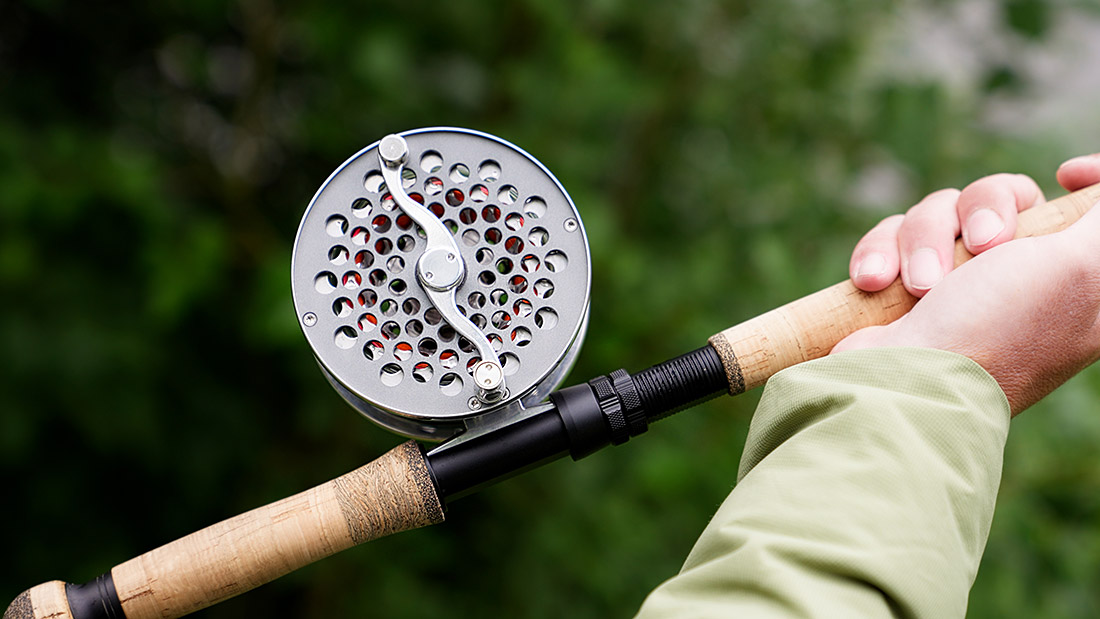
[834,155,1100,415]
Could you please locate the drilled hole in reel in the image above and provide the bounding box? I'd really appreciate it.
[358,289,378,308]
[355,250,374,268]
[352,198,372,218]
[425,307,443,325]
[524,197,547,219]
[449,163,470,183]
[470,185,489,203]
[412,362,433,383]
[380,363,403,386]
[478,160,501,182]
[439,372,463,395]
[528,227,548,247]
[350,227,370,246]
[380,321,401,340]
[358,313,378,332]
[342,271,362,290]
[545,250,567,272]
[511,326,532,346]
[481,205,500,223]
[533,278,554,298]
[326,216,348,237]
[394,342,413,361]
[420,151,443,173]
[363,339,384,361]
[333,297,354,318]
[315,272,337,294]
[534,308,558,329]
[334,326,358,349]
[329,245,349,265]
[508,275,528,294]
[498,185,518,205]
[418,337,438,356]
[364,172,385,193]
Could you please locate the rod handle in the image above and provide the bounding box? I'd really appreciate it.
[5,441,443,619]
[708,182,1100,394]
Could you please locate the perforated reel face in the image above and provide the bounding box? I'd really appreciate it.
[292,128,590,440]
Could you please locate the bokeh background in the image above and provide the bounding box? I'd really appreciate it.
[4,0,1100,616]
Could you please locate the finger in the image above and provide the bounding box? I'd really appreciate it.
[1056,154,1100,191]
[850,214,905,292]
[897,189,961,297]
[956,173,1044,254]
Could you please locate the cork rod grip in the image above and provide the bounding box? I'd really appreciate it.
[708,183,1100,394]
[6,441,444,619]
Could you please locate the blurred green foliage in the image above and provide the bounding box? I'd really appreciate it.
[3,0,1100,617]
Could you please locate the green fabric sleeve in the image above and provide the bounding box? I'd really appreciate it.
[634,347,1010,619]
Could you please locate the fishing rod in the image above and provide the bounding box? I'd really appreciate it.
[7,128,1100,619]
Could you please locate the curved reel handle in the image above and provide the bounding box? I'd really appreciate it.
[6,442,442,619]
[709,182,1100,394]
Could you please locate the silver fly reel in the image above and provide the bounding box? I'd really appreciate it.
[292,128,591,442]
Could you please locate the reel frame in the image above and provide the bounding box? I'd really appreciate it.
[291,128,591,442]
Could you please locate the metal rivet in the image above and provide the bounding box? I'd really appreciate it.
[303,312,317,327]
[467,397,482,410]
[564,218,577,232]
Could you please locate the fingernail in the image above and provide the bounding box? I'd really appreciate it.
[856,253,887,278]
[964,208,1005,247]
[908,248,943,290]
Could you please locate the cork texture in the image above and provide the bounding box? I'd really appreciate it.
[3,591,32,619]
[706,337,745,396]
[110,441,444,619]
[4,582,72,619]
[332,440,444,544]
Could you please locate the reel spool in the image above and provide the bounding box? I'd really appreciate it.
[292,128,590,442]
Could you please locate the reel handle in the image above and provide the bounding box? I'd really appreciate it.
[709,182,1100,395]
[6,442,443,619]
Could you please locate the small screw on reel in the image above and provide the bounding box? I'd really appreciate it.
[291,128,591,441]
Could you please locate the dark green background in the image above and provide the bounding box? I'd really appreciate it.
[4,0,1100,616]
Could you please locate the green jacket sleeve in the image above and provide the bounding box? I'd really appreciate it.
[634,347,1010,619]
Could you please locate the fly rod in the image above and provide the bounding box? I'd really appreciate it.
[8,128,1100,619]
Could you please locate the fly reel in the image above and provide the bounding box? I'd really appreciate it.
[292,128,591,442]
